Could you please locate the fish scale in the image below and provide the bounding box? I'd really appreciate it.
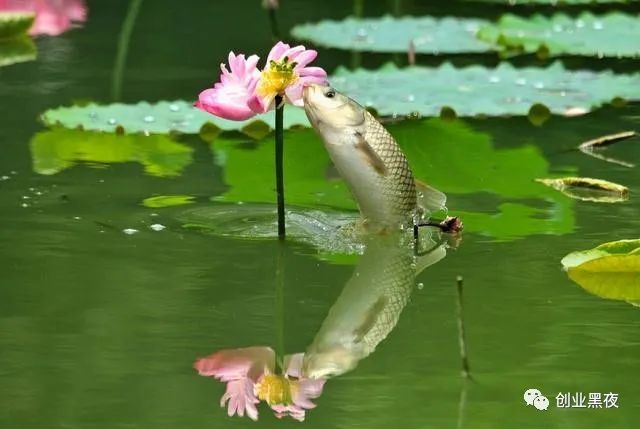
[362,111,418,224]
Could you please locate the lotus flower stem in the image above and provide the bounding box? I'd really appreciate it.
[456,275,472,379]
[275,95,286,239]
[275,242,286,370]
[264,1,280,40]
[112,0,143,101]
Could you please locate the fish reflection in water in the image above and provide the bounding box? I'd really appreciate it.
[194,229,456,421]
[303,229,452,379]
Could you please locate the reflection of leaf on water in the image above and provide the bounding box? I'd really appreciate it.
[562,239,640,304]
[207,119,574,241]
[0,12,36,67]
[0,11,35,39]
[143,195,196,208]
[535,177,629,203]
[0,35,35,67]
[30,130,193,177]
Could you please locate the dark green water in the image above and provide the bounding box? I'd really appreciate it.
[1,0,640,428]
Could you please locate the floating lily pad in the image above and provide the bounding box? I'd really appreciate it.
[562,239,640,269]
[478,12,640,58]
[41,101,311,136]
[562,239,640,303]
[331,62,640,117]
[207,119,574,241]
[0,12,35,40]
[30,130,193,177]
[0,35,36,67]
[291,15,492,55]
[535,177,629,203]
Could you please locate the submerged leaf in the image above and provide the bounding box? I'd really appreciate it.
[331,62,640,117]
[41,101,310,136]
[535,177,629,203]
[0,12,35,40]
[478,12,640,58]
[292,15,492,55]
[209,119,574,241]
[143,195,196,208]
[30,130,193,177]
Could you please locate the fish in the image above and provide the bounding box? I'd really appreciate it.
[302,84,446,232]
[302,232,448,379]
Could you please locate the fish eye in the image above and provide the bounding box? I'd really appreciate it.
[325,89,336,98]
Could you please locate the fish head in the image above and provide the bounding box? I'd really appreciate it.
[303,84,366,137]
[302,345,362,379]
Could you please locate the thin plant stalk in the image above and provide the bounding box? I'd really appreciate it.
[456,275,472,379]
[112,0,143,101]
[265,1,280,40]
[275,95,286,239]
[350,0,363,69]
[275,242,286,371]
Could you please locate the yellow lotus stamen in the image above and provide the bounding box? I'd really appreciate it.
[256,57,299,97]
[255,374,294,405]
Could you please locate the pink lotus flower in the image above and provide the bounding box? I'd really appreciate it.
[195,41,327,121]
[0,0,87,36]
[194,346,326,422]
[194,52,261,121]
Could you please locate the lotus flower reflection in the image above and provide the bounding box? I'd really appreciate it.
[194,346,326,422]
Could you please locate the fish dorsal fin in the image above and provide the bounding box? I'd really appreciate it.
[355,132,387,176]
[415,179,447,213]
[352,296,388,343]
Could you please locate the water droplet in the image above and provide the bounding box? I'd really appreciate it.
[534,82,544,89]
[150,213,159,217]
[489,75,500,83]
[108,118,117,125]
[417,282,424,290]
[515,77,527,86]
[22,195,30,200]
[560,91,567,97]
[10,171,17,175]
[150,223,166,231]
[593,21,604,30]
[35,191,42,196]
[21,203,29,208]
[29,187,35,192]
[553,24,563,32]
[73,216,81,220]
[123,228,139,235]
[169,104,180,112]
[575,20,585,29]
[143,115,155,123]
[406,94,415,102]
[0,175,9,181]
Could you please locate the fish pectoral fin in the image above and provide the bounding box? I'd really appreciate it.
[415,179,447,213]
[352,296,388,343]
[355,132,387,176]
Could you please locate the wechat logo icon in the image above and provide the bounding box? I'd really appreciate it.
[524,388,549,411]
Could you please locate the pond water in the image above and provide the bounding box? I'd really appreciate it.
[1,0,639,428]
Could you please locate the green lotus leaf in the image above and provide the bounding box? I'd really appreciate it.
[204,119,574,241]
[41,101,311,136]
[0,12,34,40]
[331,62,640,117]
[562,239,640,269]
[564,252,640,303]
[0,35,36,67]
[478,12,640,58]
[292,15,492,55]
[30,129,193,177]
